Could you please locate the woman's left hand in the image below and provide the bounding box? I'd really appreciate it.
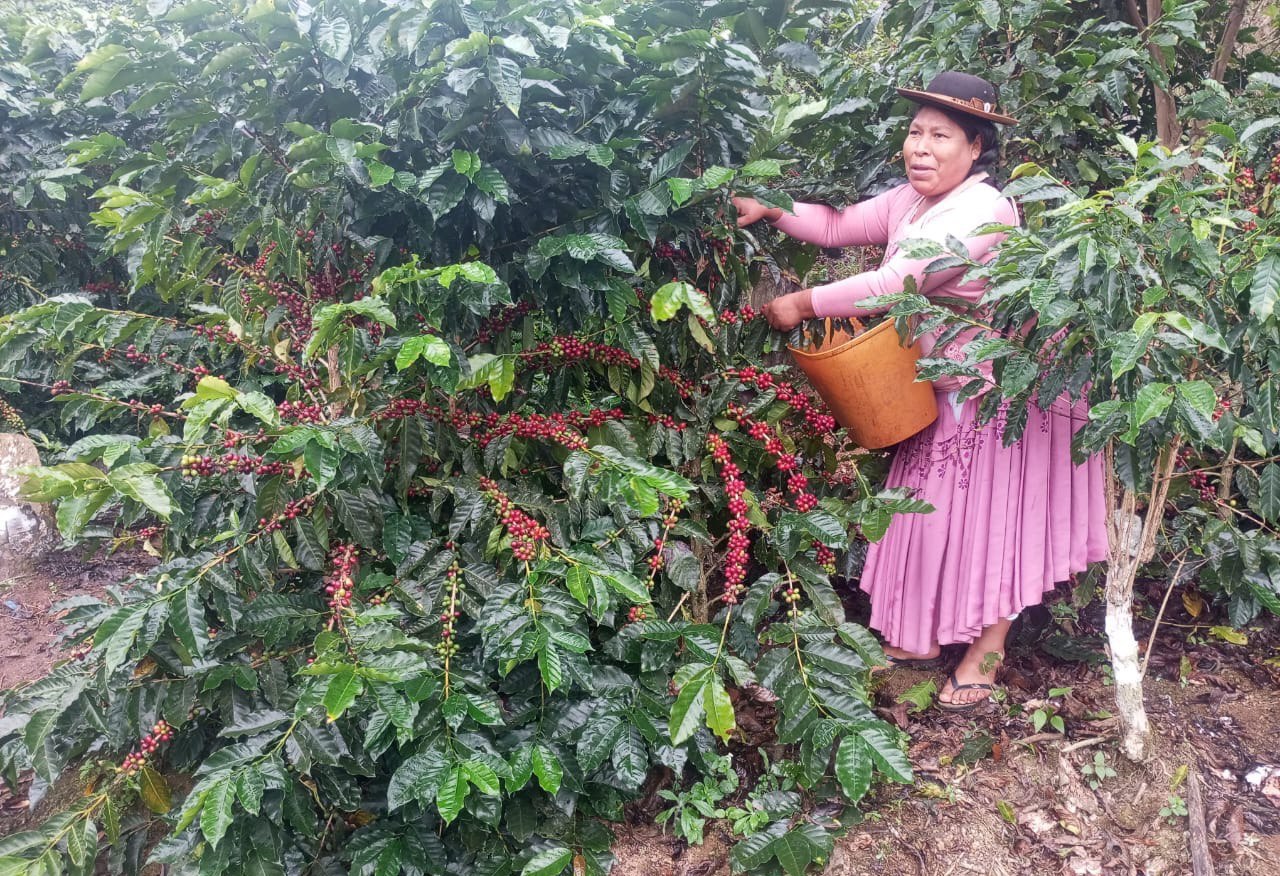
[762,289,816,331]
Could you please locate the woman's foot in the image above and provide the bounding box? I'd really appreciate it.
[874,644,942,673]
[938,619,1011,708]
[938,659,1001,709]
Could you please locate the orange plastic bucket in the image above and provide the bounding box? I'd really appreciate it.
[788,319,938,449]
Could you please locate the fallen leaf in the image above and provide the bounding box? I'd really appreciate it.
[1182,591,1205,618]
[1209,626,1248,646]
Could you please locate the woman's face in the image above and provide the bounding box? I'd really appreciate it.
[902,106,981,199]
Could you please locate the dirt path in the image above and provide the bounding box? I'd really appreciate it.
[0,546,155,833]
[0,546,154,691]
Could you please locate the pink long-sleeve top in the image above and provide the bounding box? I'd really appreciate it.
[772,174,1018,392]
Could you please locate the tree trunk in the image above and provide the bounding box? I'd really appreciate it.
[1104,460,1151,761]
[1210,0,1250,83]
[1103,443,1180,760]
[1124,0,1183,149]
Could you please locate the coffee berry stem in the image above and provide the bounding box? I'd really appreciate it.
[645,498,686,585]
[438,559,463,694]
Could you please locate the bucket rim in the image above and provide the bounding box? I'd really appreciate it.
[787,317,912,361]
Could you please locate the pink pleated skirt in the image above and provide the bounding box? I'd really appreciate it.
[859,391,1109,654]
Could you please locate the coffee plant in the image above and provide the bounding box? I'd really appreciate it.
[0,1,922,874]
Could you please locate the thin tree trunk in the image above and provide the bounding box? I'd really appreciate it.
[1103,443,1178,761]
[1124,0,1182,149]
[1210,0,1249,83]
[1104,454,1151,762]
[1189,0,1251,147]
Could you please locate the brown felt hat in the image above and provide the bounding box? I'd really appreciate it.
[897,71,1017,126]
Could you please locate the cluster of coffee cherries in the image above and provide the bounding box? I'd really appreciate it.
[1212,397,1231,422]
[181,452,295,479]
[476,408,629,452]
[256,496,316,534]
[735,409,819,512]
[49,380,73,396]
[1242,208,1261,234]
[251,240,279,275]
[278,400,327,424]
[626,606,648,623]
[50,233,86,252]
[699,227,733,257]
[123,344,154,365]
[372,397,479,427]
[646,499,685,573]
[220,428,268,450]
[133,525,164,541]
[324,543,360,626]
[814,542,836,573]
[706,434,751,603]
[226,243,310,340]
[193,210,225,238]
[124,399,167,417]
[716,304,759,326]
[0,398,23,431]
[645,412,688,431]
[725,366,837,437]
[781,581,804,619]
[120,720,174,775]
[82,280,123,296]
[1234,165,1267,231]
[1177,448,1217,503]
[652,241,691,262]
[522,336,697,399]
[479,477,550,562]
[476,299,535,344]
[436,558,463,660]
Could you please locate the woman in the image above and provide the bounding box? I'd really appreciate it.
[733,72,1108,710]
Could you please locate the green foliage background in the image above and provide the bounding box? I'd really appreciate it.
[0,1,1278,875]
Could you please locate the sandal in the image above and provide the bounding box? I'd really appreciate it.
[881,652,942,669]
[937,669,996,712]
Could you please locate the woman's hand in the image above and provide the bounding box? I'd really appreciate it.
[731,195,783,227]
[762,289,816,331]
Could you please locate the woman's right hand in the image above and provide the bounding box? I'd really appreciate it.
[731,195,783,227]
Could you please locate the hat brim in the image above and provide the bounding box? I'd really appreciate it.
[896,87,1018,126]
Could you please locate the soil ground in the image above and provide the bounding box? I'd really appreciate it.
[611,585,1280,876]
[0,545,155,834]
[2,554,1278,875]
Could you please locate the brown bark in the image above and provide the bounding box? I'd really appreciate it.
[1189,0,1251,148]
[1210,0,1250,83]
[1124,0,1182,149]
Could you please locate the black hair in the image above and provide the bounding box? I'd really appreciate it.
[921,106,1002,179]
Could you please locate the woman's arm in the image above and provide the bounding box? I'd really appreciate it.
[733,187,903,247]
[768,188,899,248]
